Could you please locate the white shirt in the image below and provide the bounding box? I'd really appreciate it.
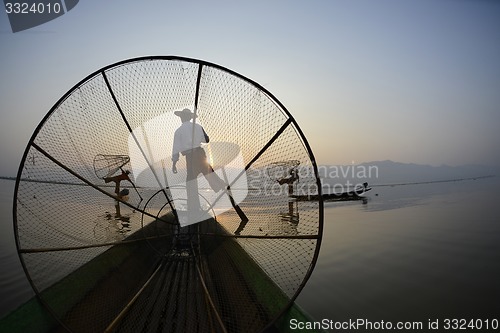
[172,121,209,162]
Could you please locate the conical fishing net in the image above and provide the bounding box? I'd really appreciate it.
[14,56,323,333]
[93,154,131,180]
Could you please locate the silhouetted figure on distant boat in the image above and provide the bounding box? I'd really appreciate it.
[104,169,132,199]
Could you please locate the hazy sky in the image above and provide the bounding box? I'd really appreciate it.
[1,0,500,176]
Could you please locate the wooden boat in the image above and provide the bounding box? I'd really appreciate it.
[1,214,325,333]
[292,182,372,202]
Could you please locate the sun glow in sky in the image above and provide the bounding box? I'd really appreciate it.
[1,0,500,176]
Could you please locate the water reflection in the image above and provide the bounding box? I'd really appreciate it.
[297,177,500,322]
[93,188,134,242]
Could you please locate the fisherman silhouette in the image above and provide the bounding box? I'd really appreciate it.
[171,108,226,213]
[171,108,249,226]
[104,169,132,199]
[104,168,132,224]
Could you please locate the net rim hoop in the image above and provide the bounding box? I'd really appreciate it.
[12,55,324,332]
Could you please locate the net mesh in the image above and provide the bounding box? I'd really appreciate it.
[93,154,131,179]
[14,57,323,333]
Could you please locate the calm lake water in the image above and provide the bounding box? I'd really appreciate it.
[297,176,500,328]
[2,176,500,329]
[0,179,35,318]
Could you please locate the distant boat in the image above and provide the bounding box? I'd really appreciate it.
[292,182,372,201]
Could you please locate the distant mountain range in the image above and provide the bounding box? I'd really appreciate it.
[318,160,499,186]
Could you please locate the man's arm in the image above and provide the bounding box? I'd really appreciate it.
[172,150,179,174]
[172,129,180,173]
